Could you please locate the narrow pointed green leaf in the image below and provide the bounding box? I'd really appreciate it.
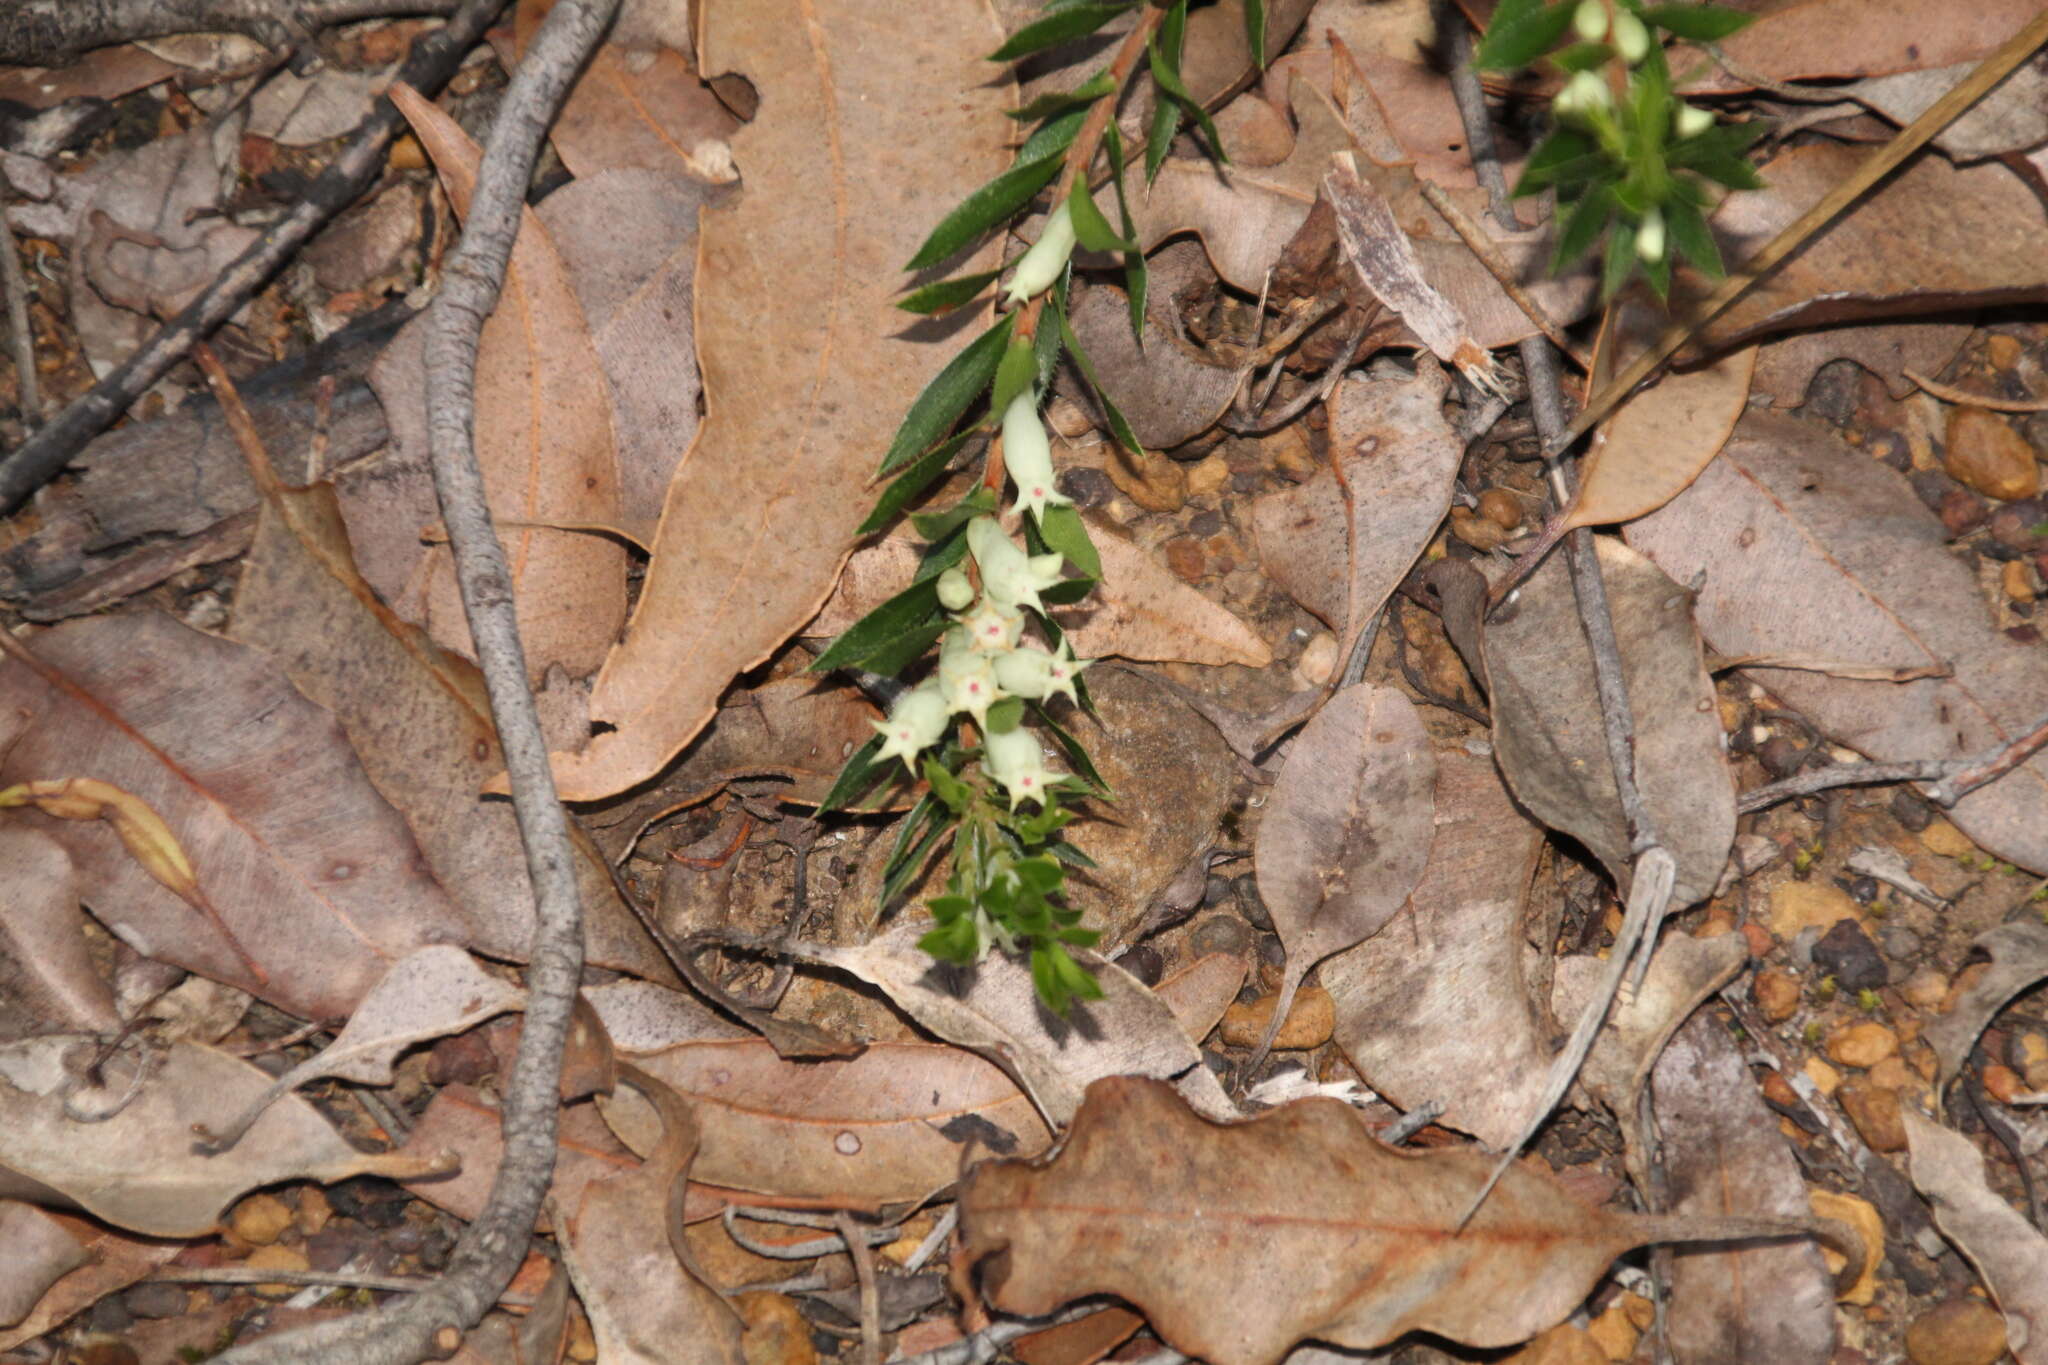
[859,431,973,536]
[1016,106,1088,165]
[910,487,1000,542]
[1148,30,1225,163]
[1035,504,1101,579]
[1600,222,1637,300]
[1033,278,1069,390]
[1640,3,1755,41]
[1143,0,1188,179]
[990,3,1136,61]
[1550,183,1614,270]
[879,316,1013,475]
[810,578,944,673]
[897,268,1002,316]
[817,734,886,815]
[1009,69,1117,121]
[1663,194,1722,277]
[1036,703,1110,794]
[1102,124,1148,340]
[1472,0,1575,70]
[1068,181,1136,252]
[1245,0,1267,68]
[907,156,1063,270]
[1054,295,1142,456]
[990,332,1040,420]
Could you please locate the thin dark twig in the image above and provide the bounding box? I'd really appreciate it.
[1965,1067,2044,1232]
[0,191,39,427]
[0,0,505,515]
[1736,706,2048,814]
[836,1210,883,1365]
[206,1,618,1359]
[1437,0,1674,1222]
[1226,309,1374,435]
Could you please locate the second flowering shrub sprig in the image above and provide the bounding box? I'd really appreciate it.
[815,0,1253,1012]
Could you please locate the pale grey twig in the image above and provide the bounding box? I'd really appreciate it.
[890,1306,1101,1365]
[205,0,619,1358]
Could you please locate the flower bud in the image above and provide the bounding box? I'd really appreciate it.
[1674,103,1714,138]
[1000,390,1073,523]
[1611,8,1649,63]
[1635,206,1665,264]
[936,567,975,611]
[1572,0,1608,42]
[967,515,1065,616]
[1557,70,1610,119]
[992,638,1090,706]
[1002,200,1076,306]
[982,725,1062,809]
[938,628,1003,727]
[872,681,949,769]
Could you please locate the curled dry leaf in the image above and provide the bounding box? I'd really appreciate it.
[0,613,469,1022]
[1689,145,2048,357]
[556,1066,747,1365]
[1251,362,1459,643]
[346,85,627,682]
[958,1075,1826,1365]
[1687,0,2044,90]
[0,1035,452,1238]
[1653,1014,1839,1364]
[795,922,1203,1127]
[1551,932,1747,1184]
[0,827,119,1038]
[1905,1107,2048,1364]
[227,446,672,984]
[1922,922,2048,1087]
[0,1202,85,1328]
[510,0,740,185]
[811,527,1272,668]
[1064,241,1241,450]
[194,947,523,1155]
[1323,750,1551,1149]
[1625,409,2048,874]
[0,1210,178,1351]
[544,0,1012,801]
[1251,685,1434,1065]
[1432,539,1735,906]
[1547,299,1756,539]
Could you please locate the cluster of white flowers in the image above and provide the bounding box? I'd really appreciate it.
[871,508,1091,809]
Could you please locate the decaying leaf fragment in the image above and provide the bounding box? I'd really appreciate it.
[1626,409,2048,874]
[544,0,1014,800]
[0,1035,453,1238]
[0,827,120,1037]
[958,1075,1827,1365]
[1922,922,2048,1086]
[1250,684,1433,1066]
[1432,539,1734,906]
[194,947,524,1155]
[1905,1107,2048,1364]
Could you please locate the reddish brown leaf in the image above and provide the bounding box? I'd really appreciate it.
[957,1075,1821,1365]
[0,613,470,1022]
[1688,0,2046,89]
[544,0,1013,800]
[347,84,627,682]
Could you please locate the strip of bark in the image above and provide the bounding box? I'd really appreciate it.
[0,0,460,66]
[205,0,618,1359]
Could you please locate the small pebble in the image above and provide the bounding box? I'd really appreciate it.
[294,1185,333,1237]
[1810,1187,1885,1305]
[1892,788,1937,832]
[1805,1055,1842,1095]
[1826,1021,1900,1070]
[1904,1296,2007,1365]
[1233,874,1273,931]
[1503,1324,1606,1364]
[1945,406,2041,501]
[228,1192,294,1247]
[1868,1056,1917,1094]
[1919,819,1978,859]
[1837,1077,1906,1152]
[1202,873,1233,907]
[243,1243,310,1298]
[1295,631,1339,686]
[1879,926,1922,965]
[1057,466,1114,509]
[1982,1063,2024,1104]
[71,1342,139,1365]
[1584,1300,1639,1361]
[1988,334,2024,370]
[1752,967,1801,1023]
[1190,914,1253,960]
[87,1296,134,1334]
[1900,965,1951,1010]
[2005,558,2039,602]
[1120,943,1163,986]
[737,1291,819,1365]
[1908,467,1962,513]
[1757,735,1805,778]
[1104,446,1188,513]
[1219,985,1335,1051]
[427,1029,497,1086]
[123,1282,190,1319]
[1476,486,1524,530]
[1769,882,1863,940]
[1164,536,1206,581]
[1449,505,1511,551]
[1812,919,1887,993]
[1938,487,1990,538]
[1185,454,1231,499]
